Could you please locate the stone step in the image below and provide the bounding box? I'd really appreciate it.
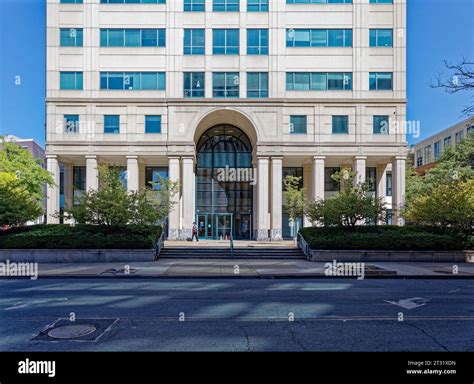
[159,247,306,260]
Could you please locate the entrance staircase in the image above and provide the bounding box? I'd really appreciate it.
[159,240,306,260]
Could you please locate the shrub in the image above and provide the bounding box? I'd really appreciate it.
[0,225,162,250]
[299,226,471,251]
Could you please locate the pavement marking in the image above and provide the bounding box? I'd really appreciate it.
[4,298,69,311]
[384,297,431,310]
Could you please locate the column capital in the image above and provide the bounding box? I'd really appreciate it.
[271,156,283,162]
[313,155,326,161]
[354,155,368,161]
[46,154,58,160]
[393,155,407,161]
[126,155,139,161]
[181,157,194,163]
[85,155,97,160]
[257,156,270,162]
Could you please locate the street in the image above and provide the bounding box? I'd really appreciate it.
[0,278,473,352]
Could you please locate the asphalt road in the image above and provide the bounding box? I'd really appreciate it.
[0,278,473,352]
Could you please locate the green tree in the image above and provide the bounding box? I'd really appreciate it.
[66,165,179,226]
[0,140,54,227]
[306,168,385,227]
[283,175,306,242]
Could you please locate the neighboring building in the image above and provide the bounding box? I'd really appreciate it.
[46,0,407,240]
[413,117,474,172]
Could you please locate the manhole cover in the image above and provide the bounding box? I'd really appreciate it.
[48,324,96,339]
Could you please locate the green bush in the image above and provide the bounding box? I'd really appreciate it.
[0,225,162,250]
[299,226,471,251]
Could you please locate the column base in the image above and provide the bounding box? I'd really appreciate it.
[256,229,269,242]
[270,229,283,241]
[168,228,180,241]
[180,228,192,241]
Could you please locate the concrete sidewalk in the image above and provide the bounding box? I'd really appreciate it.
[6,259,474,279]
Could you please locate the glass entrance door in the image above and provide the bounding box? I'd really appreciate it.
[197,214,213,239]
[216,214,232,240]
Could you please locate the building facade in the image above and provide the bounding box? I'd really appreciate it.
[46,0,407,240]
[413,117,474,172]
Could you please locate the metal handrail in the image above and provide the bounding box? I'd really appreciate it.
[229,232,234,259]
[155,231,165,260]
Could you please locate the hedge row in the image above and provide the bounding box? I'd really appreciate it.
[0,225,162,250]
[299,226,472,251]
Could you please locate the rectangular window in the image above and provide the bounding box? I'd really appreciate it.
[366,167,377,192]
[370,29,393,47]
[286,72,352,91]
[184,72,205,98]
[416,149,423,167]
[60,72,83,90]
[184,0,205,11]
[100,29,165,47]
[213,29,239,55]
[247,72,268,98]
[248,0,268,11]
[289,115,307,134]
[73,166,86,192]
[332,116,349,134]
[60,28,83,47]
[434,140,441,161]
[386,172,392,197]
[104,115,120,134]
[286,29,352,47]
[424,145,432,164]
[369,72,393,90]
[213,0,239,11]
[64,115,79,134]
[61,0,83,3]
[145,167,169,190]
[370,0,393,3]
[247,29,268,55]
[325,167,340,192]
[287,0,352,3]
[373,115,389,134]
[444,136,452,148]
[100,0,165,3]
[455,131,464,144]
[184,29,205,55]
[145,116,161,134]
[213,72,240,98]
[100,72,165,90]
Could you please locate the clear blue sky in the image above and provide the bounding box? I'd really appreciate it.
[0,0,473,147]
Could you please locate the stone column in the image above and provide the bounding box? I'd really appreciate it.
[376,163,388,225]
[46,155,60,224]
[270,157,283,241]
[256,157,269,241]
[126,156,139,193]
[312,156,326,201]
[85,155,98,191]
[63,163,73,210]
[392,156,406,226]
[181,157,195,240]
[353,156,367,186]
[168,157,181,240]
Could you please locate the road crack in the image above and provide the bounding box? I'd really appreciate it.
[405,322,448,351]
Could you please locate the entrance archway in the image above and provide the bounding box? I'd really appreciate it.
[195,125,253,240]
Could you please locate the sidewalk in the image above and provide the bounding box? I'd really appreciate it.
[11,259,474,279]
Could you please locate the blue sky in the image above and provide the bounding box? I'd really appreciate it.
[0,0,473,147]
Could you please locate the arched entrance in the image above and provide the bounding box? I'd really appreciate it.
[196,125,253,240]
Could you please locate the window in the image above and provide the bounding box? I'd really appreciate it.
[145,116,161,134]
[60,28,83,47]
[416,149,423,167]
[146,167,169,190]
[287,0,352,3]
[184,72,205,98]
[373,115,389,134]
[247,29,268,55]
[184,0,205,11]
[370,0,392,3]
[247,72,268,98]
[248,0,268,11]
[366,167,377,192]
[434,140,441,161]
[184,29,205,55]
[286,72,352,91]
[73,166,86,192]
[64,115,79,134]
[386,172,392,197]
[286,29,352,47]
[370,29,393,47]
[424,145,432,164]
[289,116,307,134]
[332,116,349,134]
[104,115,120,134]
[100,29,165,47]
[455,131,464,144]
[213,72,240,98]
[61,0,83,3]
[467,126,474,136]
[213,29,239,54]
[213,0,239,11]
[369,72,393,90]
[100,0,165,3]
[100,72,165,90]
[60,72,83,90]
[386,209,393,225]
[325,167,340,192]
[444,136,452,149]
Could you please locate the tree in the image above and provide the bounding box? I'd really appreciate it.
[431,57,474,116]
[283,175,306,242]
[66,165,179,226]
[0,140,54,227]
[306,168,385,227]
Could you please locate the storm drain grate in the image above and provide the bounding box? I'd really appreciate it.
[31,318,118,342]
